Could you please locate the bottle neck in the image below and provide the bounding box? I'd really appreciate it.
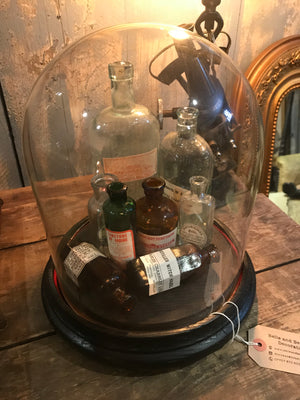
[107,182,128,203]
[111,287,136,312]
[177,123,197,139]
[145,190,164,203]
[111,79,135,112]
[199,244,220,265]
[142,177,166,202]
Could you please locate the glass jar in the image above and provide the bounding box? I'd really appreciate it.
[158,106,214,205]
[64,241,135,312]
[126,243,219,297]
[87,172,118,252]
[103,181,136,268]
[136,177,178,255]
[179,176,215,248]
[23,23,264,336]
[90,61,160,200]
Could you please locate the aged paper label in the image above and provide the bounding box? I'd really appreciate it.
[248,325,300,375]
[164,180,187,205]
[106,229,136,267]
[103,148,157,182]
[64,242,104,285]
[137,228,177,255]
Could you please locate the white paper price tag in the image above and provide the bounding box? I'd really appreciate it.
[248,325,300,375]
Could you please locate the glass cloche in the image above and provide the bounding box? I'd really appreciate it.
[23,23,263,366]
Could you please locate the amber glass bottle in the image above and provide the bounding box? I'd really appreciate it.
[64,242,135,311]
[136,177,178,256]
[126,243,219,297]
[103,181,136,268]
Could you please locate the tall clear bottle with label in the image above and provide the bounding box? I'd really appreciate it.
[103,181,136,268]
[136,177,178,256]
[158,107,214,205]
[179,176,215,249]
[90,61,160,200]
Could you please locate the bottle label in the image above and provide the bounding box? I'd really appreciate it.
[137,228,177,255]
[141,248,181,296]
[64,242,104,286]
[180,223,207,248]
[103,148,157,182]
[106,228,136,267]
[164,180,187,205]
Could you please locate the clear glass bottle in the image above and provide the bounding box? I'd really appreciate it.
[87,172,118,253]
[179,176,215,249]
[103,181,136,268]
[158,107,214,204]
[64,242,135,312]
[90,61,160,200]
[135,177,178,256]
[126,243,219,297]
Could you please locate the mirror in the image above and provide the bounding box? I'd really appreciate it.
[245,34,300,196]
[271,88,300,193]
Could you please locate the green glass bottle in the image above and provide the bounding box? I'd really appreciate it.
[103,181,136,268]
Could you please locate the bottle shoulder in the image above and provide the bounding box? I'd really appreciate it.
[103,197,136,214]
[136,196,178,213]
[161,132,213,154]
[181,191,214,205]
[96,105,159,123]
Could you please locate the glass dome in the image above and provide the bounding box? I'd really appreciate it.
[23,23,263,333]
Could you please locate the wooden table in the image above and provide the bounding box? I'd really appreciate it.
[0,187,299,400]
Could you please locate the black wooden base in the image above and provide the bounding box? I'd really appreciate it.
[41,252,256,370]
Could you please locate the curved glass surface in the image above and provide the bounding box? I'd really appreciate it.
[23,23,263,328]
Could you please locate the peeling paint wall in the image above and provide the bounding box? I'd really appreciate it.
[0,0,298,189]
[236,0,299,72]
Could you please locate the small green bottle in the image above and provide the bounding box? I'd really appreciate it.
[103,181,136,268]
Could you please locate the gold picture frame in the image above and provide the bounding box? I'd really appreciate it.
[245,35,300,195]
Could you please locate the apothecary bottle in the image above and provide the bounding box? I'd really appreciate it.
[158,107,214,204]
[126,243,219,297]
[103,181,136,268]
[64,242,135,312]
[90,61,160,200]
[88,172,118,251]
[179,176,215,248]
[136,177,178,255]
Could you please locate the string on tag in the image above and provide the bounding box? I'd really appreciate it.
[212,301,259,347]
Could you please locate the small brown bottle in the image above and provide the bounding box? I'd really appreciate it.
[126,243,219,297]
[136,177,178,255]
[64,242,135,312]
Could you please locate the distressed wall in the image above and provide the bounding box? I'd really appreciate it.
[0,0,298,189]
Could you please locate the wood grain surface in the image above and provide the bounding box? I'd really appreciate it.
[0,241,52,349]
[247,194,300,270]
[0,261,299,400]
[0,186,299,399]
[0,186,45,249]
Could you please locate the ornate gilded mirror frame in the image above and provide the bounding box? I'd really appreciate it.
[245,35,300,195]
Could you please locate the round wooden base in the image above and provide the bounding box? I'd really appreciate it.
[41,252,256,370]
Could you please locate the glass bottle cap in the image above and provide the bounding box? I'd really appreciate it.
[108,61,133,81]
